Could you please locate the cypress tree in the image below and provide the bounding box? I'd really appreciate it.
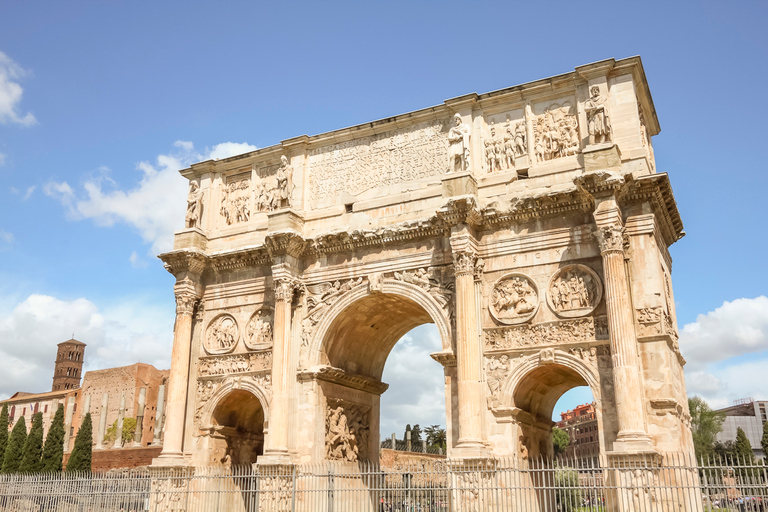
[41,404,65,473]
[1,417,27,474]
[66,413,92,473]
[0,404,8,460]
[734,426,754,463]
[19,412,44,473]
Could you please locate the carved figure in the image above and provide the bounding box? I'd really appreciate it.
[275,155,294,209]
[585,86,612,144]
[514,121,527,156]
[503,137,515,170]
[185,181,203,228]
[485,355,510,402]
[205,315,239,354]
[220,178,251,225]
[548,265,602,317]
[533,103,580,162]
[490,274,539,324]
[484,141,494,172]
[245,309,273,349]
[326,406,359,461]
[448,113,470,173]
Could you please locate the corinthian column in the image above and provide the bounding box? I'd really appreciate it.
[263,277,295,461]
[594,204,652,452]
[452,249,486,452]
[157,290,199,462]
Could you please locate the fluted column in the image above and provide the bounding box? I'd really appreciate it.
[452,250,486,452]
[157,291,198,460]
[263,277,295,461]
[595,213,652,451]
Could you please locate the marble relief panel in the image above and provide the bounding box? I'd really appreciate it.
[532,97,580,163]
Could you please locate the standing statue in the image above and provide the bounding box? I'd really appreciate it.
[448,113,471,173]
[275,155,294,209]
[185,181,203,228]
[585,85,612,144]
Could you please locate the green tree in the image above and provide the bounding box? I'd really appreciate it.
[103,417,137,446]
[0,404,9,461]
[734,427,754,463]
[689,397,723,459]
[714,440,736,460]
[41,404,65,472]
[425,425,446,451]
[553,427,570,457]
[411,424,422,444]
[1,417,27,474]
[761,421,768,459]
[66,413,92,473]
[554,466,581,512]
[18,412,44,473]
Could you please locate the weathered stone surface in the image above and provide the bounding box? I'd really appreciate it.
[155,57,693,470]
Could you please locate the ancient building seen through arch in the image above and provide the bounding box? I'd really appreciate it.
[153,57,693,493]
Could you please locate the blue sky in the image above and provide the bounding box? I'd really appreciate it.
[1,1,767,437]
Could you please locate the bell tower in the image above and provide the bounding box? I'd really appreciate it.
[52,338,86,391]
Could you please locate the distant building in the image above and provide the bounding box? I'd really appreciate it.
[714,398,768,460]
[0,338,169,470]
[556,403,600,459]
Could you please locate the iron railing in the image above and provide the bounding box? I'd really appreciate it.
[0,453,765,511]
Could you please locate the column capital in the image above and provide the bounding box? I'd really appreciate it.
[274,277,301,303]
[174,293,199,316]
[595,223,626,254]
[453,251,479,277]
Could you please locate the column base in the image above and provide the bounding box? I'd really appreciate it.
[258,450,291,466]
[151,452,191,467]
[453,438,489,459]
[612,431,654,452]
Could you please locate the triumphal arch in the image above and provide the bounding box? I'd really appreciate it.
[155,57,693,474]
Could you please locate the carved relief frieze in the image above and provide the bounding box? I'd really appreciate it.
[394,266,455,320]
[255,155,294,213]
[245,308,273,350]
[547,265,603,318]
[489,273,539,325]
[251,373,272,399]
[300,277,365,351]
[204,314,239,354]
[198,351,272,377]
[308,117,449,202]
[325,398,370,462]
[484,354,513,408]
[484,114,523,175]
[220,172,251,225]
[533,102,579,162]
[484,316,609,350]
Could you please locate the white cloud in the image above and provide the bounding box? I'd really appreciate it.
[129,250,148,268]
[0,229,14,250]
[680,296,768,408]
[44,140,257,255]
[380,324,447,440]
[0,51,36,126]
[21,186,35,200]
[0,294,174,399]
[0,152,5,166]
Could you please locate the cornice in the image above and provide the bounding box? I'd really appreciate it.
[264,231,308,259]
[623,173,684,248]
[159,250,207,277]
[482,187,593,227]
[209,247,272,273]
[298,366,389,396]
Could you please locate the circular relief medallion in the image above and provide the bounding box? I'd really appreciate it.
[489,273,540,325]
[547,264,603,318]
[244,308,273,350]
[204,314,239,354]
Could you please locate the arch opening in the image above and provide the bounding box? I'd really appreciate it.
[513,363,599,461]
[317,289,451,462]
[210,390,265,466]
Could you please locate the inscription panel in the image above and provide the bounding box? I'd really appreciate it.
[308,117,450,203]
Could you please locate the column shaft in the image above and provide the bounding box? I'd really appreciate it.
[158,293,197,458]
[454,252,485,450]
[264,279,293,459]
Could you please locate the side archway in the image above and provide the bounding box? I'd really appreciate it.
[502,349,605,459]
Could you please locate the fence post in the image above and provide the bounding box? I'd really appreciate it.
[327,464,334,512]
[291,464,297,512]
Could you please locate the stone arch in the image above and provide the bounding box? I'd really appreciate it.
[199,378,271,430]
[199,381,269,467]
[502,349,605,459]
[308,278,453,377]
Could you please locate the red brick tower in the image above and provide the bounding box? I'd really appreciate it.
[52,339,86,391]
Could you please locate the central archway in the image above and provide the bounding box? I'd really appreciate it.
[308,279,455,463]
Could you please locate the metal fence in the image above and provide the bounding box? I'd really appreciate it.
[0,453,765,511]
